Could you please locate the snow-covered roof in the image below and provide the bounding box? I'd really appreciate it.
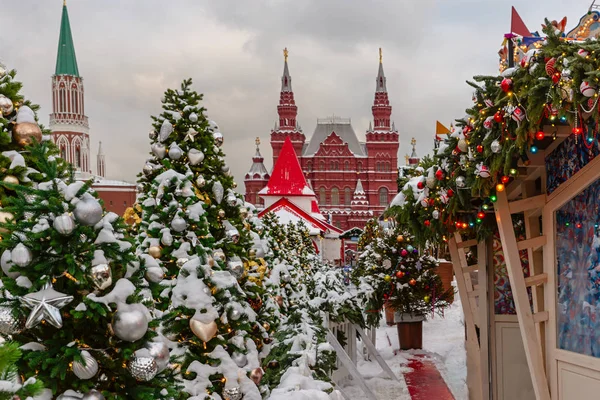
[258,197,342,235]
[74,171,135,187]
[245,145,270,181]
[303,116,366,157]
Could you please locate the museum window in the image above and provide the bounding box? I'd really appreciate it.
[331,187,339,206]
[319,187,326,204]
[379,187,389,206]
[345,187,352,206]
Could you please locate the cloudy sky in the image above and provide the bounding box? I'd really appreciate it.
[0,0,591,190]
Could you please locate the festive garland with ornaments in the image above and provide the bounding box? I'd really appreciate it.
[388,20,600,245]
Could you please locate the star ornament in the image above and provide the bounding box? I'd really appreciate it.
[19,283,74,329]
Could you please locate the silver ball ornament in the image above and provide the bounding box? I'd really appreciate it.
[189,112,198,122]
[168,143,183,160]
[0,305,24,335]
[226,194,237,206]
[230,309,241,321]
[456,176,466,188]
[143,163,153,176]
[227,259,244,279]
[54,214,76,235]
[82,390,105,400]
[136,184,144,193]
[112,305,148,342]
[145,266,164,283]
[149,130,158,140]
[176,258,188,267]
[144,341,170,373]
[72,350,99,380]
[491,140,502,153]
[222,164,230,173]
[74,198,103,226]
[196,175,206,187]
[90,264,112,290]
[0,95,14,115]
[1,250,18,278]
[170,216,187,232]
[11,243,32,268]
[223,387,242,400]
[213,131,224,147]
[282,273,291,283]
[128,355,158,381]
[432,209,440,219]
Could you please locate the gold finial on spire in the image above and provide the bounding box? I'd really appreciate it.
[64,0,66,6]
[379,48,382,63]
[404,154,410,165]
[411,137,417,146]
[255,137,261,147]
[283,48,289,62]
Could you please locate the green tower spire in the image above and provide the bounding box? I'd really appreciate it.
[55,0,79,76]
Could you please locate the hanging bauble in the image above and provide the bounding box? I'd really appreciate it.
[493,111,503,123]
[0,305,24,335]
[456,176,466,188]
[401,249,408,257]
[145,266,164,283]
[189,112,198,122]
[168,142,183,160]
[74,198,103,226]
[383,275,391,282]
[552,72,561,84]
[1,250,18,278]
[188,149,205,165]
[149,130,158,140]
[396,235,404,243]
[222,164,230,174]
[0,95,13,115]
[476,144,483,153]
[483,116,494,130]
[250,368,264,385]
[432,210,440,220]
[447,188,454,198]
[159,119,173,142]
[420,197,429,207]
[170,216,187,232]
[212,248,226,262]
[511,107,525,124]
[3,175,18,185]
[477,164,491,178]
[223,220,240,243]
[457,138,468,152]
[409,279,417,286]
[128,354,158,381]
[223,387,242,400]
[577,49,589,58]
[500,78,512,93]
[11,243,32,268]
[161,231,173,246]
[435,169,444,180]
[12,122,42,147]
[417,181,425,190]
[275,295,284,307]
[227,259,244,279]
[213,131,224,147]
[148,245,161,258]
[424,295,430,303]
[112,304,148,342]
[490,140,502,153]
[53,214,76,235]
[212,181,224,204]
[230,309,241,320]
[396,271,405,279]
[82,390,105,400]
[232,352,248,368]
[484,98,494,108]
[72,350,99,380]
[90,264,112,290]
[196,175,206,187]
[0,210,13,225]
[151,143,166,159]
[218,209,226,218]
[142,163,154,176]
[580,80,596,97]
[144,340,170,373]
[226,194,237,206]
[545,57,556,76]
[545,103,559,118]
[189,318,218,342]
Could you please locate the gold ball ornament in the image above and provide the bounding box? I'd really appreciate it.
[218,209,226,218]
[424,295,430,302]
[263,322,270,331]
[397,235,404,243]
[384,275,391,282]
[3,175,18,185]
[0,211,14,224]
[275,295,284,307]
[148,246,161,258]
[12,122,42,147]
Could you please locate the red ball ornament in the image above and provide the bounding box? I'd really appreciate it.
[501,175,510,184]
[500,78,512,93]
[435,169,444,180]
[552,72,561,84]
[396,271,405,279]
[409,279,417,286]
[428,198,435,207]
[476,145,483,153]
[417,181,425,189]
[446,189,454,198]
[493,111,504,123]
[401,249,408,257]
[424,220,431,227]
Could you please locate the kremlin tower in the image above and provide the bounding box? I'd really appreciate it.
[244,138,270,207]
[49,1,136,215]
[244,48,399,232]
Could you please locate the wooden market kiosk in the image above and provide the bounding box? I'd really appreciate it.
[447,10,600,400]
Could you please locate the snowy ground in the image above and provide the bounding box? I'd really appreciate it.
[340,283,467,400]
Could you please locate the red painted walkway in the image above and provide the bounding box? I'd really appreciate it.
[403,355,455,400]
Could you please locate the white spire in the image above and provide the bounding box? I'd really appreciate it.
[354,179,365,194]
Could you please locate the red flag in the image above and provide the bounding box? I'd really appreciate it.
[511,6,530,37]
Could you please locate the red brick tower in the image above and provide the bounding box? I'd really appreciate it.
[270,48,305,165]
[244,137,270,208]
[365,48,399,212]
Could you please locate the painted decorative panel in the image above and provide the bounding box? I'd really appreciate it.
[556,176,600,357]
[493,225,532,315]
[546,124,600,195]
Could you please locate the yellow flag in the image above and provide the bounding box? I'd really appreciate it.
[436,121,451,135]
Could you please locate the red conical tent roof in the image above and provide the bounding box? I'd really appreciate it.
[511,6,530,37]
[259,136,315,196]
